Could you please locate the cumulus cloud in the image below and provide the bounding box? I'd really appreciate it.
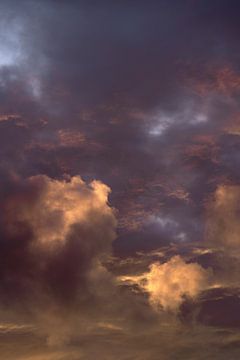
[0,173,118,342]
[5,175,115,247]
[145,256,210,312]
[206,184,240,250]
[122,256,211,312]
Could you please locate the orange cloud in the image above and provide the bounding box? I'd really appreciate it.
[5,175,116,247]
[187,65,240,98]
[143,256,210,312]
[120,256,211,312]
[57,129,86,147]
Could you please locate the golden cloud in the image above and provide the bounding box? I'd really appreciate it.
[0,174,118,344]
[120,256,210,312]
[144,256,210,312]
[5,175,116,247]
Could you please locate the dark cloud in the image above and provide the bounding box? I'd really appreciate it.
[180,287,240,330]
[0,173,120,337]
[0,0,240,358]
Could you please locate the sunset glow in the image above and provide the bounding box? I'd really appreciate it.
[0,1,240,359]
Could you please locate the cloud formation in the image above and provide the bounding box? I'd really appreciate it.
[5,175,115,246]
[0,173,117,342]
[145,256,211,312]
[121,256,211,312]
[206,184,240,250]
[0,0,240,358]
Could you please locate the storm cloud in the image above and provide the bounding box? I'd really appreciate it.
[0,0,240,359]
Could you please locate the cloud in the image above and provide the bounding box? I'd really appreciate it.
[145,256,211,312]
[5,175,115,247]
[0,173,118,342]
[206,184,240,250]
[122,256,211,312]
[0,1,240,357]
[188,65,240,98]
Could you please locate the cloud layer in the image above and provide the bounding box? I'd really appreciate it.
[0,0,240,358]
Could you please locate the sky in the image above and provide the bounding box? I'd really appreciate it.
[1,1,240,359]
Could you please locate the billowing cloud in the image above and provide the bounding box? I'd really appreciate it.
[121,256,211,312]
[4,175,115,246]
[145,256,211,312]
[0,173,118,342]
